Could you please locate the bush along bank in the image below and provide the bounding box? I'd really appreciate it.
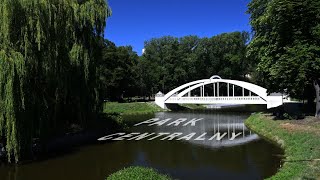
[245,113,320,179]
[106,166,171,180]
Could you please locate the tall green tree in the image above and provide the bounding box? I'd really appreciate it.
[98,40,139,101]
[143,36,180,93]
[247,0,320,118]
[0,0,111,162]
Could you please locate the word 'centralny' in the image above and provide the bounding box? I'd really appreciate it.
[98,132,244,141]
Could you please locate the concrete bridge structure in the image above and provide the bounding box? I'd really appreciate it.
[155,75,287,109]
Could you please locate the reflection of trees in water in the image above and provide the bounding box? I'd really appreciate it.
[0,142,137,180]
[0,138,282,180]
[134,138,282,177]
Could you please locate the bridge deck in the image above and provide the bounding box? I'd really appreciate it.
[165,96,266,105]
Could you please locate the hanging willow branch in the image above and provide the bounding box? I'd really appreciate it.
[0,0,111,162]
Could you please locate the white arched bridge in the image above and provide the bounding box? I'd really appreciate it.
[155,75,286,109]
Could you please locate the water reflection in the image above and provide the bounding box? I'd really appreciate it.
[132,111,260,148]
[0,110,282,180]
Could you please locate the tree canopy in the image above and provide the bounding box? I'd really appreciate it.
[98,40,139,101]
[0,0,111,162]
[140,32,251,95]
[247,0,320,117]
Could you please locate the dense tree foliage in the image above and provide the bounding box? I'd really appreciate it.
[0,0,111,162]
[247,0,320,117]
[98,40,139,101]
[140,32,251,95]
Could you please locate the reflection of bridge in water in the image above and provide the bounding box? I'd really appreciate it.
[191,123,259,148]
[133,112,260,148]
[171,119,259,149]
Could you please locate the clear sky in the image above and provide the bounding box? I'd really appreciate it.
[104,0,251,55]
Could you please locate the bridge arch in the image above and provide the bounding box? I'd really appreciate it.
[155,76,284,109]
[210,75,222,80]
[176,79,267,101]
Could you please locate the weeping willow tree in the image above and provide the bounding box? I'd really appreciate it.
[0,0,111,162]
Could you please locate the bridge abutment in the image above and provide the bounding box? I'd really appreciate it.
[155,96,167,109]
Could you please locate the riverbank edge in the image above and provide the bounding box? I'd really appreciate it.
[245,113,320,179]
[103,102,167,115]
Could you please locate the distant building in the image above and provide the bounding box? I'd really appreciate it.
[142,48,145,54]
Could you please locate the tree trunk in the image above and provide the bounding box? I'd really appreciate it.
[314,80,320,118]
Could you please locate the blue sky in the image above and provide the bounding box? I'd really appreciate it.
[104,0,251,55]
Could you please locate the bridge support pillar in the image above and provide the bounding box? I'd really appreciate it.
[155,96,167,109]
[233,85,235,96]
[267,96,283,109]
[227,83,229,97]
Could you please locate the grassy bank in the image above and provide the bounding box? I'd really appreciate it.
[107,167,171,180]
[103,102,163,115]
[245,113,320,179]
[102,102,164,129]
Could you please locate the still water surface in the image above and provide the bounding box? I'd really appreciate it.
[0,110,282,180]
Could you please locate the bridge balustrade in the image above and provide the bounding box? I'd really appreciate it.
[166,96,263,102]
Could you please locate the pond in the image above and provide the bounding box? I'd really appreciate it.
[0,109,283,180]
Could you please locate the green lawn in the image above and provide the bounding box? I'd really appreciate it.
[103,102,163,115]
[245,113,320,179]
[107,166,171,180]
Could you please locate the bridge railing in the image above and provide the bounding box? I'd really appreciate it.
[165,96,266,104]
